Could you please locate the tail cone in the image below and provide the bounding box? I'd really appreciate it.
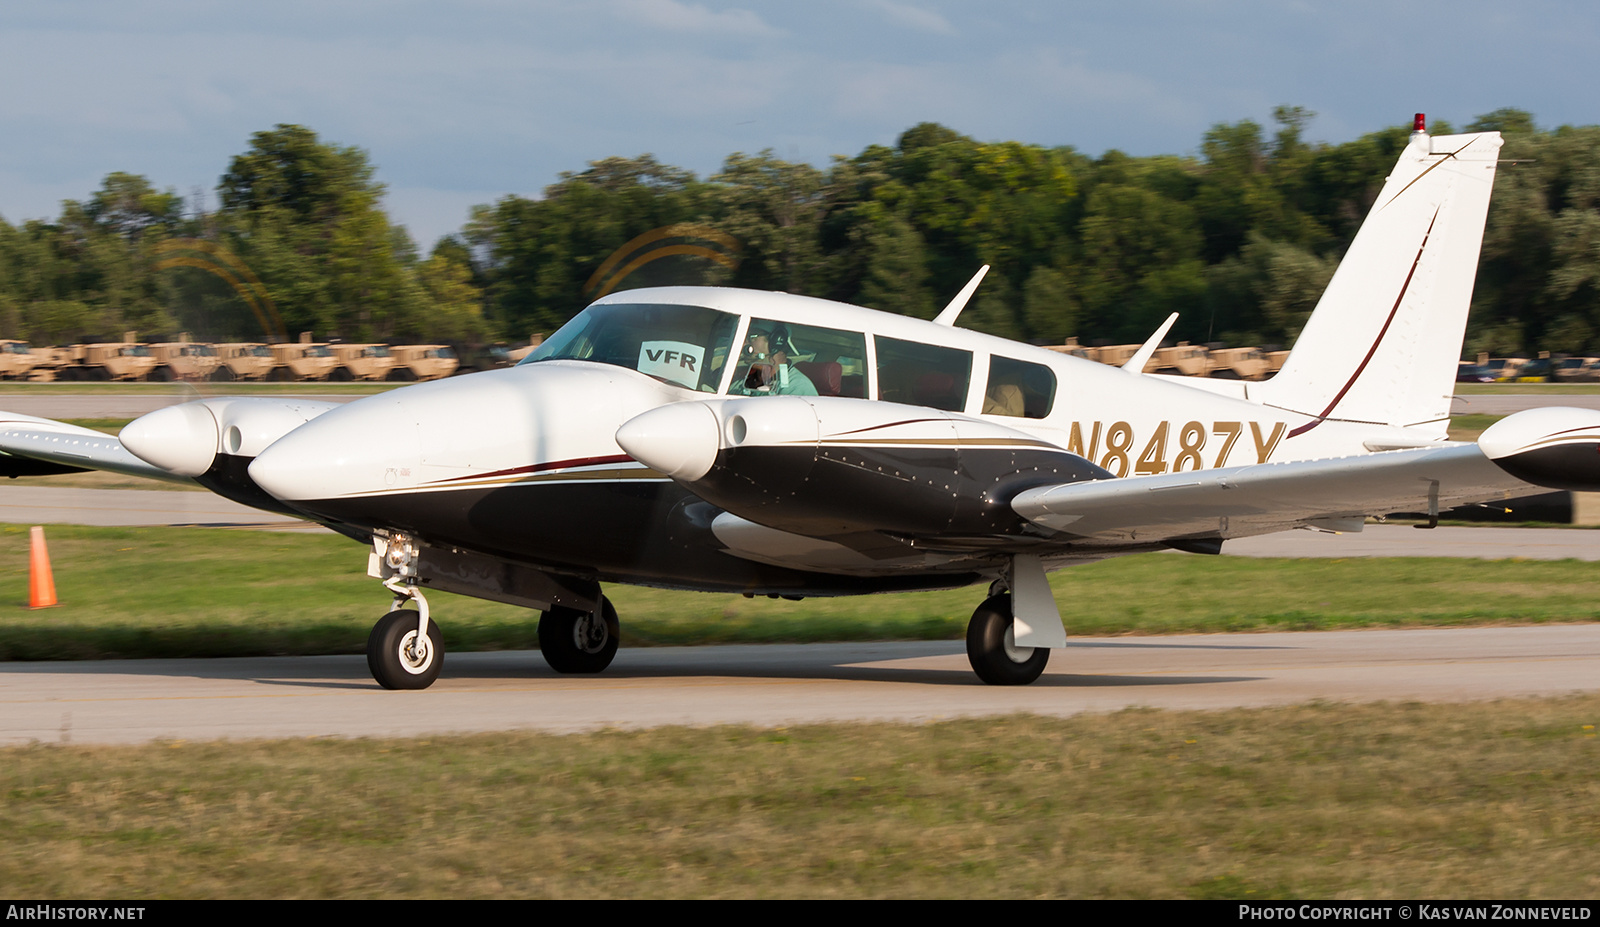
[28,526,57,609]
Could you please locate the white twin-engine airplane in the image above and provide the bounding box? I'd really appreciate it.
[5,118,1598,689]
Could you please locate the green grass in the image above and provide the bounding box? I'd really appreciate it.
[2,699,1597,898]
[2,525,1599,661]
[1448,412,1504,441]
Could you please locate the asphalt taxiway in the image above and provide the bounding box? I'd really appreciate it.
[4,625,1596,745]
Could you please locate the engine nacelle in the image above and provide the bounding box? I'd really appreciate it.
[1479,406,1600,492]
[617,396,1106,540]
[121,397,341,512]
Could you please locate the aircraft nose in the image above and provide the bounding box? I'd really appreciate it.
[616,401,721,481]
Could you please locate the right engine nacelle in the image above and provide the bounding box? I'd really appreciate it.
[1479,406,1600,492]
[617,396,1107,541]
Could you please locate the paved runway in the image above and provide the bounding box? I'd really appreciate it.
[4,625,1596,745]
[0,485,314,528]
[1451,392,1600,413]
[0,393,362,420]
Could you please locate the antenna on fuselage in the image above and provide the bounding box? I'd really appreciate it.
[932,265,990,327]
[1122,312,1179,376]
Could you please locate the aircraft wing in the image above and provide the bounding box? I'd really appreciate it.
[0,411,191,483]
[1009,443,1532,542]
[616,397,1600,563]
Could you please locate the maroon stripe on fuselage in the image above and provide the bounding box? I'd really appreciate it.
[829,418,949,437]
[424,454,635,485]
[1287,206,1442,439]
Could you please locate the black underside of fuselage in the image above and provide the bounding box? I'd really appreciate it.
[282,479,988,596]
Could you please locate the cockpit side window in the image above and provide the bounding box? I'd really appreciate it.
[731,320,867,398]
[524,303,738,391]
[874,336,972,412]
[983,355,1056,418]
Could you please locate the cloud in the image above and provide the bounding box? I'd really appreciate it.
[610,0,780,37]
[864,0,954,36]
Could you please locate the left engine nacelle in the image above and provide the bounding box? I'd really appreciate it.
[121,397,341,512]
[617,396,1106,540]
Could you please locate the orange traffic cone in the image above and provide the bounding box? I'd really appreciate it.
[28,526,57,609]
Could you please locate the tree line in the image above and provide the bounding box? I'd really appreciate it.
[1,109,1596,356]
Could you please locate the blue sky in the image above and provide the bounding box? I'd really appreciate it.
[3,1,1597,248]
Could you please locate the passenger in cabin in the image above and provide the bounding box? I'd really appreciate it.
[735,324,818,396]
[982,381,1025,416]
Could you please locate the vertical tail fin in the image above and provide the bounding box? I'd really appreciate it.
[1258,127,1503,436]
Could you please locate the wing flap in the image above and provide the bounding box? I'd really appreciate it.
[1011,443,1533,541]
[0,412,192,484]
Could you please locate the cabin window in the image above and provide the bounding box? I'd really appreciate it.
[731,320,867,398]
[875,336,972,412]
[524,303,738,392]
[983,355,1056,418]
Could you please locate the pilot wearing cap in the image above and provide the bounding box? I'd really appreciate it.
[737,324,818,396]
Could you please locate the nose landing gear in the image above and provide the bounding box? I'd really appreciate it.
[367,533,444,690]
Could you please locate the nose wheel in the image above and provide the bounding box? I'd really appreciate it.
[539,597,620,673]
[368,605,443,689]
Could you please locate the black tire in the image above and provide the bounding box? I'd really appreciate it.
[538,597,620,674]
[330,366,354,382]
[367,609,444,690]
[210,366,236,382]
[148,366,173,382]
[965,593,1049,686]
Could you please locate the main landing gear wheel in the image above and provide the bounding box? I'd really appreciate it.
[538,597,620,674]
[965,593,1049,686]
[367,609,444,690]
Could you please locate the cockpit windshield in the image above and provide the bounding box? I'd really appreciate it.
[521,303,738,392]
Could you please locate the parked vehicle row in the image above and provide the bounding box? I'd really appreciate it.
[1457,355,1600,383]
[0,335,492,383]
[1043,341,1593,385]
[1043,339,1280,380]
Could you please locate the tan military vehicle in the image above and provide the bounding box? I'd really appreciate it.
[1041,337,1089,360]
[24,346,74,381]
[147,342,221,381]
[506,333,545,365]
[1088,344,1141,367]
[0,340,41,380]
[269,342,339,381]
[212,344,279,381]
[388,345,460,381]
[1151,342,1210,376]
[1265,350,1292,377]
[63,341,158,381]
[327,343,398,381]
[1208,346,1270,380]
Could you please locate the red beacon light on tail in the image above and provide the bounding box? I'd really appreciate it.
[1413,113,1427,135]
